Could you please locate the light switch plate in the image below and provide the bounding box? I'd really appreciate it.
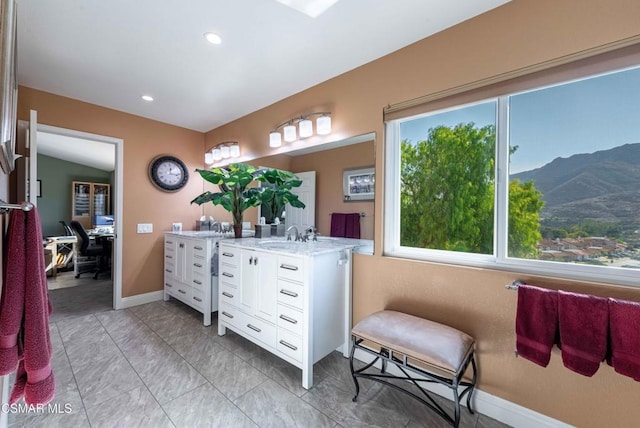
[137,223,153,233]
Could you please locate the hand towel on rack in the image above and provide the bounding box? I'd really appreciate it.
[330,213,346,237]
[0,207,55,404]
[0,209,27,376]
[608,298,640,381]
[558,291,608,377]
[344,213,361,239]
[515,283,558,367]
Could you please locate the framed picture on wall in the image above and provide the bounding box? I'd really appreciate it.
[343,167,374,201]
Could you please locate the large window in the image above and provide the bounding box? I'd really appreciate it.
[385,63,640,286]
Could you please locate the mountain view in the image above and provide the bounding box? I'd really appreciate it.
[511,142,640,245]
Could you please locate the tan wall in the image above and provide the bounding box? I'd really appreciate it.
[17,87,205,297]
[203,0,640,426]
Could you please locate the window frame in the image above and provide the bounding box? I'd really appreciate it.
[384,69,640,288]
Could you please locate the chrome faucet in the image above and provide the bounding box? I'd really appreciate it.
[211,221,222,233]
[305,226,319,241]
[286,225,301,241]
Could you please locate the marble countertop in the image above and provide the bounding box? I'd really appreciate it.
[219,236,373,256]
[165,230,255,239]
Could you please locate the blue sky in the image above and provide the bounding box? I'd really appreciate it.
[400,66,640,173]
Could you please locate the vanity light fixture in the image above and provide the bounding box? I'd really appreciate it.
[205,141,240,165]
[268,112,331,147]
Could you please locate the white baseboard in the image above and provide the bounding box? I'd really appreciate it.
[353,348,572,428]
[119,290,164,309]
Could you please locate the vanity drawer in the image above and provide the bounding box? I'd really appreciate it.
[277,255,304,282]
[189,257,208,275]
[220,247,239,267]
[277,329,302,362]
[219,264,239,287]
[189,241,207,258]
[163,261,176,277]
[190,271,208,292]
[191,288,206,312]
[277,304,303,336]
[219,283,238,306]
[241,315,277,348]
[169,283,191,303]
[164,279,178,292]
[219,302,241,328]
[277,279,304,310]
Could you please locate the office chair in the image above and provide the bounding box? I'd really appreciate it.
[70,220,110,279]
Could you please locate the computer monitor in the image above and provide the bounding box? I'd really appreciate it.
[94,215,114,226]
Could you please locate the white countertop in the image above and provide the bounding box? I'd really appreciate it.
[219,236,373,256]
[165,230,255,239]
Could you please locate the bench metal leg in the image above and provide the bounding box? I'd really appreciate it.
[349,336,478,428]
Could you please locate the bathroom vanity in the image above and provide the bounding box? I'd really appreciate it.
[163,230,252,326]
[217,237,368,389]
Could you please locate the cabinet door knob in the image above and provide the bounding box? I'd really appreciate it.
[179,243,184,248]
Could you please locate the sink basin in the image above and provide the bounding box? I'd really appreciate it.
[255,240,303,250]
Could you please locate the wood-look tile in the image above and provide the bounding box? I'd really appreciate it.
[234,380,335,428]
[163,383,257,428]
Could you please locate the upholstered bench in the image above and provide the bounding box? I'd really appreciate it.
[349,310,477,427]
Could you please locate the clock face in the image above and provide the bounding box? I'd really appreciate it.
[149,155,189,192]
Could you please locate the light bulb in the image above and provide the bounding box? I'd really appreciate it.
[205,152,214,164]
[298,118,313,138]
[284,124,297,142]
[230,143,240,158]
[221,145,230,158]
[270,132,282,148]
[212,148,222,161]
[316,115,331,135]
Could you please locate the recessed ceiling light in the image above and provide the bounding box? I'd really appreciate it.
[141,95,154,102]
[204,32,222,45]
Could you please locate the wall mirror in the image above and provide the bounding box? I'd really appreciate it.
[252,132,375,254]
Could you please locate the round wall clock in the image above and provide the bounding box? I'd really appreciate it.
[148,155,189,192]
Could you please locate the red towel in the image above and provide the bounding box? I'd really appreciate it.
[0,210,26,375]
[558,291,608,377]
[0,207,54,405]
[608,298,640,381]
[330,213,346,237]
[515,284,558,367]
[344,213,361,239]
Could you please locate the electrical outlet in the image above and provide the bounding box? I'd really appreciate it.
[137,223,153,234]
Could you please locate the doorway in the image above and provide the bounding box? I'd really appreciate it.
[21,116,124,310]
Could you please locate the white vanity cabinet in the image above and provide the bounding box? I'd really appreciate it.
[163,233,219,326]
[218,240,353,389]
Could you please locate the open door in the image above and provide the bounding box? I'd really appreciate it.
[15,109,38,205]
[285,171,316,232]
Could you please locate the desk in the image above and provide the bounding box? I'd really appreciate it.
[44,236,78,276]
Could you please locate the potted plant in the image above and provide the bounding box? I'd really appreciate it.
[191,163,305,238]
[259,168,306,232]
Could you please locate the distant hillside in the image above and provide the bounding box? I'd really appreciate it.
[511,143,640,232]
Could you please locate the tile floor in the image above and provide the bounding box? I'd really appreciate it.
[8,280,511,427]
